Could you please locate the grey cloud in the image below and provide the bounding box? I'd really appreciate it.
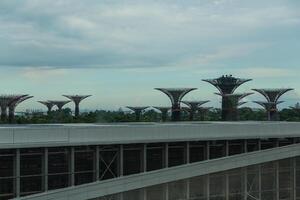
[0,0,299,69]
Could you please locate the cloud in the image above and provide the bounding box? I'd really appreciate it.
[237,67,297,78]
[20,67,67,82]
[0,0,299,70]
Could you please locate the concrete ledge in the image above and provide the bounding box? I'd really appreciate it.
[1,122,300,149]
[15,143,300,200]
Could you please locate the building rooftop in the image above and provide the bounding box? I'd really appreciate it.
[0,121,300,149]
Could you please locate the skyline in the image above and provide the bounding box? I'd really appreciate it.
[0,0,299,111]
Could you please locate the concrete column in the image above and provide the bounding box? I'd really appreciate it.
[258,164,262,200]
[275,140,279,200]
[293,157,297,200]
[225,173,229,200]
[44,148,48,191]
[186,141,190,164]
[141,188,147,200]
[185,142,190,199]
[186,179,190,199]
[226,140,229,156]
[243,140,248,200]
[165,143,169,168]
[119,144,124,176]
[258,140,261,200]
[276,162,279,200]
[16,149,20,197]
[165,184,169,200]
[207,141,210,160]
[95,146,100,181]
[70,147,75,186]
[243,168,247,200]
[120,193,124,200]
[244,140,247,153]
[143,144,147,172]
[207,175,210,200]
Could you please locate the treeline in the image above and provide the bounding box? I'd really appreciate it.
[8,107,300,124]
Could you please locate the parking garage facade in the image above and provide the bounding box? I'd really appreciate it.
[1,122,300,200]
[95,156,299,200]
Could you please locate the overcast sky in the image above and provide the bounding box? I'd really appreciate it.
[0,0,299,111]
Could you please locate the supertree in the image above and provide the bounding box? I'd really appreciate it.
[49,100,71,111]
[197,107,212,121]
[8,95,33,123]
[290,102,300,112]
[202,75,252,121]
[63,95,91,117]
[252,88,293,121]
[155,88,197,121]
[153,107,170,122]
[126,106,149,121]
[216,93,253,121]
[0,95,29,122]
[38,101,55,114]
[181,100,209,121]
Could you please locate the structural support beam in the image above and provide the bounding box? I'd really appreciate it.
[15,149,20,198]
[70,147,75,186]
[44,148,48,192]
[95,146,100,181]
[16,144,300,200]
[119,144,124,176]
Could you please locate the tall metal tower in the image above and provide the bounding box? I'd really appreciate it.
[153,107,170,122]
[38,101,55,114]
[63,95,91,117]
[181,100,209,121]
[217,93,252,121]
[202,75,252,121]
[126,106,149,121]
[0,95,29,121]
[252,88,293,121]
[49,100,71,111]
[155,88,197,121]
[8,95,33,123]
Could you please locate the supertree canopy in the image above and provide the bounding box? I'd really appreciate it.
[8,95,33,123]
[203,75,252,121]
[38,101,55,114]
[49,100,71,111]
[126,106,149,121]
[0,95,30,122]
[153,107,170,122]
[252,88,293,121]
[181,100,209,121]
[155,88,197,121]
[63,95,91,117]
[203,75,252,95]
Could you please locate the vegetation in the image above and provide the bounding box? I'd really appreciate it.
[6,107,300,124]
